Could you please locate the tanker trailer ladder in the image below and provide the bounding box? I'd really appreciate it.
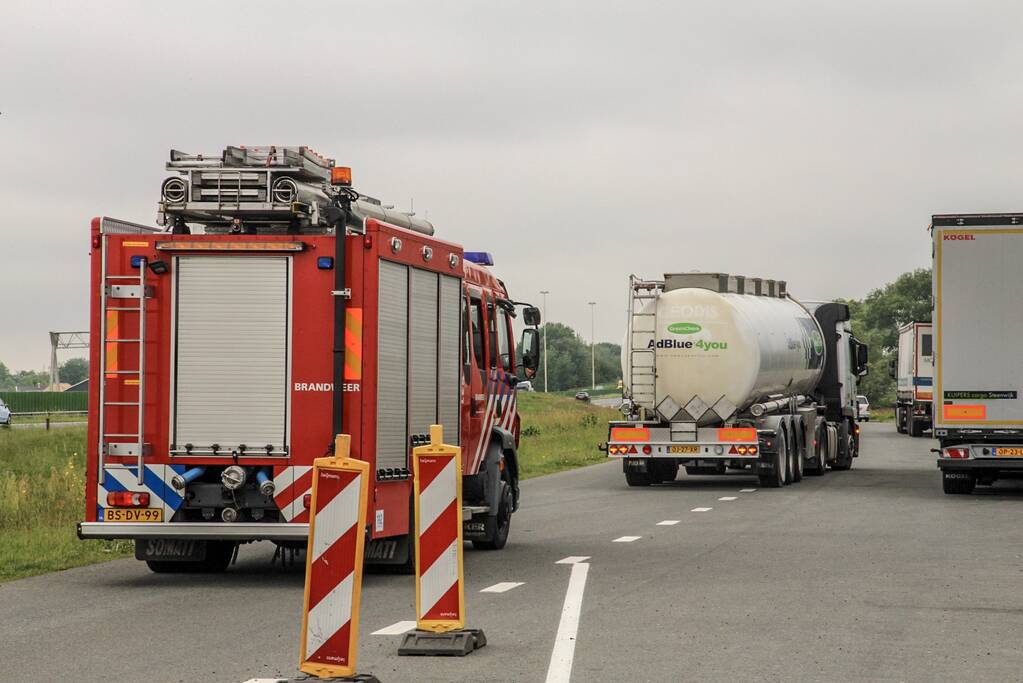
[626,275,663,409]
[98,244,152,484]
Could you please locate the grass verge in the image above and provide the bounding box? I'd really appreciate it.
[10,413,88,425]
[868,407,895,423]
[517,392,618,479]
[0,426,132,583]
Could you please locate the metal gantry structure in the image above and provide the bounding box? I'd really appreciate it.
[49,331,89,389]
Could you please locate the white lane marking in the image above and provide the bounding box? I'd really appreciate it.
[740,488,757,492]
[613,535,641,542]
[242,679,286,683]
[481,581,524,593]
[556,556,590,564]
[544,561,590,683]
[371,620,417,635]
[657,520,680,526]
[691,507,713,512]
[718,496,737,501]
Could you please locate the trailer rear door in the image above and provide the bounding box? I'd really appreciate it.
[934,220,1023,429]
[171,255,291,455]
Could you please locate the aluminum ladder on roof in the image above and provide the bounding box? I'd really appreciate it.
[97,235,151,485]
[626,274,662,409]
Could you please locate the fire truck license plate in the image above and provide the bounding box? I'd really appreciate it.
[104,508,163,522]
[669,445,700,454]
[994,448,1023,457]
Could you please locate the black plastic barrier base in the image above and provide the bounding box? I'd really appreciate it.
[286,673,381,682]
[397,628,487,656]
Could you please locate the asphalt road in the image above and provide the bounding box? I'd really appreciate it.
[3,423,1023,682]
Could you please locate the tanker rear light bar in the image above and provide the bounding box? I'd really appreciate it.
[717,427,757,442]
[610,427,650,442]
[156,241,306,252]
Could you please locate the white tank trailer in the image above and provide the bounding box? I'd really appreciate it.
[607,272,869,488]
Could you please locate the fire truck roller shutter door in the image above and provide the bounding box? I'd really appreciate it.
[438,275,462,445]
[172,256,290,453]
[410,268,440,440]
[377,261,410,473]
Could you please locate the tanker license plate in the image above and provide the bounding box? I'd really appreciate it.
[669,445,700,454]
[994,448,1023,457]
[104,508,163,522]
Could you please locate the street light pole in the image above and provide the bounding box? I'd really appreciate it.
[588,301,596,390]
[540,290,550,392]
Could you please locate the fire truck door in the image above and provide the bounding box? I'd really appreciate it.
[464,294,487,469]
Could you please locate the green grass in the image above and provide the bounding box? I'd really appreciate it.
[11,413,87,425]
[516,393,618,479]
[868,407,895,423]
[0,426,132,582]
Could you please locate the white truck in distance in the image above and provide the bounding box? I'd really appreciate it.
[607,273,869,488]
[933,214,1023,494]
[892,321,933,437]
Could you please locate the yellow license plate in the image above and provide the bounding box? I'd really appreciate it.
[669,445,700,454]
[995,448,1023,457]
[104,508,163,522]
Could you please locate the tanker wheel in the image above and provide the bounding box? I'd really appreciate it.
[791,427,804,483]
[806,427,826,476]
[624,460,653,487]
[782,427,796,485]
[758,431,787,488]
[653,460,679,483]
[831,421,853,471]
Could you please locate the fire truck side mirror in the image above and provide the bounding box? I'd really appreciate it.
[520,328,541,379]
[523,306,541,327]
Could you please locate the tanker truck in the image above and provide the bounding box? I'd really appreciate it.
[606,272,869,488]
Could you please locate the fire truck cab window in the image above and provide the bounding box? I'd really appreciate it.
[496,307,512,371]
[469,296,485,374]
[487,302,498,369]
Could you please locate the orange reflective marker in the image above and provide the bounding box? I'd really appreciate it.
[943,404,986,420]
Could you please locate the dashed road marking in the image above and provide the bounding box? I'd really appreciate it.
[371,620,417,635]
[545,561,590,683]
[691,507,713,512]
[740,488,757,492]
[481,581,524,593]
[242,679,286,683]
[556,556,591,564]
[657,520,680,526]
[613,536,641,542]
[718,496,737,501]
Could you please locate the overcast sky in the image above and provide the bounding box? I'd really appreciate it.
[2,1,1021,372]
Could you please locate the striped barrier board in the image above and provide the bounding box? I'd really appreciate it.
[399,424,485,656]
[298,434,376,680]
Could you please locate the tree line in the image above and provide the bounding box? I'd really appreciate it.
[0,358,89,390]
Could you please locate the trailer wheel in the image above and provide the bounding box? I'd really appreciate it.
[145,541,236,574]
[791,426,804,483]
[896,407,907,434]
[625,468,653,487]
[653,460,679,483]
[942,471,976,495]
[909,413,925,438]
[758,431,787,488]
[807,425,826,476]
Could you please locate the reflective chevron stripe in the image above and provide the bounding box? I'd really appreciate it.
[97,465,185,520]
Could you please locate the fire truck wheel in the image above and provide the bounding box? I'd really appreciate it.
[145,541,236,573]
[758,431,787,488]
[473,477,512,550]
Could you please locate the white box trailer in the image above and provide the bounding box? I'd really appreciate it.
[933,213,1023,493]
[893,321,933,437]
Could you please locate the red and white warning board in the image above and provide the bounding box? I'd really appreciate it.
[412,425,466,632]
[299,434,370,679]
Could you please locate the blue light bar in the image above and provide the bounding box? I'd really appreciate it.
[316,256,334,270]
[464,252,494,266]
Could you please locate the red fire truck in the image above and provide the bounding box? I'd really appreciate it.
[77,146,541,573]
